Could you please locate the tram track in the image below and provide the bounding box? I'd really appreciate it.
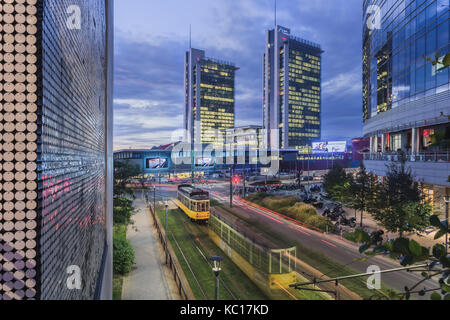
[166,199,238,300]
[168,228,209,300]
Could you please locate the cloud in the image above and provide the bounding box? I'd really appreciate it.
[323,69,362,97]
[114,99,160,109]
[114,0,364,149]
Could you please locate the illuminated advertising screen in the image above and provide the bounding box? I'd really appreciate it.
[312,141,347,154]
[195,157,214,168]
[146,158,169,169]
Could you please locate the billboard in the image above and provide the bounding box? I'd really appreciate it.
[312,141,347,154]
[146,158,169,169]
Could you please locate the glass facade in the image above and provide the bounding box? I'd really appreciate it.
[0,0,111,300]
[363,0,450,120]
[185,49,237,146]
[286,47,321,147]
[198,59,236,144]
[263,26,323,150]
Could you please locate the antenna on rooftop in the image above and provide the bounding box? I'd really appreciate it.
[275,0,277,28]
[189,24,192,49]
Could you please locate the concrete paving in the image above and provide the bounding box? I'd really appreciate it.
[121,196,174,300]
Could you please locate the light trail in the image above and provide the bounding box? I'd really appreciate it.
[272,280,298,300]
[321,240,338,248]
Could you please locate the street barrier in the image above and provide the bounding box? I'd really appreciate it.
[149,205,193,300]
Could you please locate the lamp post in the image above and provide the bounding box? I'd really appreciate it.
[153,185,156,214]
[165,201,169,263]
[444,197,449,254]
[210,256,224,300]
[243,165,246,198]
[230,165,233,208]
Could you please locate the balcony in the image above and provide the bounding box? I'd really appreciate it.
[363,152,450,187]
[364,152,450,163]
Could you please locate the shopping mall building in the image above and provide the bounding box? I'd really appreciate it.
[113,138,367,180]
[362,0,449,215]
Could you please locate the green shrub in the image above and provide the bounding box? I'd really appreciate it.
[246,192,270,204]
[114,197,133,208]
[113,237,135,275]
[114,197,134,224]
[247,194,333,232]
[262,196,298,211]
[285,203,316,222]
[305,215,334,232]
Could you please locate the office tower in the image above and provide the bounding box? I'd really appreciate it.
[225,126,264,150]
[184,48,238,145]
[363,0,449,214]
[263,25,323,150]
[0,0,113,300]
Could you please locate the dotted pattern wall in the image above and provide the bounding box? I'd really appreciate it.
[0,0,108,300]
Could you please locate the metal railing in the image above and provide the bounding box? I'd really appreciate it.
[364,152,450,163]
[149,205,192,300]
[209,212,297,275]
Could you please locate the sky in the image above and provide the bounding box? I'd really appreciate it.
[113,0,364,150]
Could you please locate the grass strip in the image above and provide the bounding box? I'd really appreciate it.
[158,208,269,300]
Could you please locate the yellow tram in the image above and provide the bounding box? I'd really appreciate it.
[176,184,210,222]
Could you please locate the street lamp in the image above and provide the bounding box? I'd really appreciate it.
[153,185,156,214]
[229,165,233,208]
[165,201,169,264]
[444,197,449,253]
[210,256,224,300]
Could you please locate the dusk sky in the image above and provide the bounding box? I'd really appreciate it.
[113,0,363,150]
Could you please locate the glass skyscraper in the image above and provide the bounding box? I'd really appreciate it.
[363,0,449,215]
[363,0,449,119]
[184,48,238,146]
[263,26,323,150]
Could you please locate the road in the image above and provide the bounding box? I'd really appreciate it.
[152,182,438,299]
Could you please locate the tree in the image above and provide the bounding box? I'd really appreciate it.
[113,197,135,225]
[345,216,450,300]
[349,163,379,227]
[114,160,141,198]
[371,156,432,237]
[323,165,353,202]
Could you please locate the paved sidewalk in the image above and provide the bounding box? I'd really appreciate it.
[319,196,445,248]
[121,196,174,300]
